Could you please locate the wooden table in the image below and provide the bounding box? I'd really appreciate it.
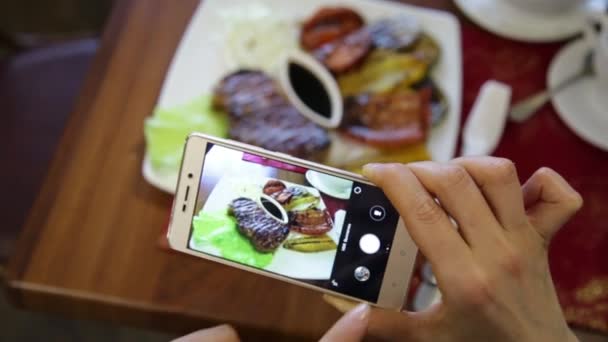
[5,0,606,340]
[2,0,450,339]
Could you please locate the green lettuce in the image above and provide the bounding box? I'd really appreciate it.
[191,210,274,269]
[144,95,229,171]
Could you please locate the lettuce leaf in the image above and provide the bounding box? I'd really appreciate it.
[191,210,274,269]
[144,95,229,171]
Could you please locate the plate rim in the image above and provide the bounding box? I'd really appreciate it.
[454,0,595,43]
[548,38,608,151]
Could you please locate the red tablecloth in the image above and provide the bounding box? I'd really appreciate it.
[460,23,608,333]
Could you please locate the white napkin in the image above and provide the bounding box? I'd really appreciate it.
[461,81,512,156]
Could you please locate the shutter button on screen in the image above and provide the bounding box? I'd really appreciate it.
[360,233,380,254]
[354,266,370,282]
[369,205,386,221]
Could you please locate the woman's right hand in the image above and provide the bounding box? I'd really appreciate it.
[327,157,583,342]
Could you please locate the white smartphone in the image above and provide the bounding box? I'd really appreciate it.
[167,133,418,310]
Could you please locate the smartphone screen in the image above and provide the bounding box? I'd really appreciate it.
[188,142,400,303]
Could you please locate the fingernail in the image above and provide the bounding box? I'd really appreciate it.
[362,163,381,178]
[349,303,371,322]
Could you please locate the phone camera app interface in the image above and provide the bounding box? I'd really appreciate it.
[189,143,399,303]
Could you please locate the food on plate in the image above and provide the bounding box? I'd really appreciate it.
[288,208,333,235]
[415,78,449,126]
[228,197,290,252]
[325,133,431,172]
[223,4,298,73]
[341,88,432,148]
[300,7,365,51]
[369,16,421,51]
[191,211,274,268]
[409,33,440,66]
[262,180,320,211]
[337,50,428,97]
[263,180,286,195]
[283,234,337,253]
[144,95,229,170]
[212,70,330,160]
[313,28,373,74]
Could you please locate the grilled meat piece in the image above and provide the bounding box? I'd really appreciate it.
[271,190,294,205]
[263,180,286,196]
[212,70,285,119]
[271,186,309,205]
[213,70,330,159]
[314,28,372,74]
[289,209,333,235]
[342,88,432,148]
[228,197,289,252]
[300,7,365,51]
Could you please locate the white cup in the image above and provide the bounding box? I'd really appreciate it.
[584,13,608,92]
[506,0,585,14]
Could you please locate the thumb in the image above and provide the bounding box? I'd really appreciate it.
[320,303,370,342]
[522,167,583,242]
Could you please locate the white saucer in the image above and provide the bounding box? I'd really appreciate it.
[549,39,608,151]
[454,0,605,43]
[305,170,352,200]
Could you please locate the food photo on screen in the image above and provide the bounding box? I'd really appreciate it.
[188,143,354,281]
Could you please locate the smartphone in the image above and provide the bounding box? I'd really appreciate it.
[167,133,417,310]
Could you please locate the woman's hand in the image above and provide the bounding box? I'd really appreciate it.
[334,157,582,342]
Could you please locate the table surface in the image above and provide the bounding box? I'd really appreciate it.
[5,0,607,340]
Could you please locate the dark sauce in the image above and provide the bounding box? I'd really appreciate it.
[261,198,283,221]
[288,62,332,118]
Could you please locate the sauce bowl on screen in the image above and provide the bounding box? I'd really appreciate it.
[279,50,343,129]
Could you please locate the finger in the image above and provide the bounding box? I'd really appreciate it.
[172,325,240,342]
[367,302,441,341]
[451,157,527,229]
[323,294,359,313]
[363,163,472,279]
[407,162,502,249]
[522,167,583,242]
[324,294,441,342]
[320,303,370,342]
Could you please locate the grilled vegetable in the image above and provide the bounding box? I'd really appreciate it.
[409,33,440,67]
[337,50,428,97]
[283,235,337,253]
[284,193,320,211]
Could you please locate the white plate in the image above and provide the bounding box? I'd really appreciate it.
[455,0,605,43]
[549,39,608,151]
[144,0,463,194]
[191,175,345,280]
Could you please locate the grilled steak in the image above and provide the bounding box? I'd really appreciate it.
[228,197,290,252]
[289,209,333,235]
[263,180,286,196]
[213,70,330,160]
